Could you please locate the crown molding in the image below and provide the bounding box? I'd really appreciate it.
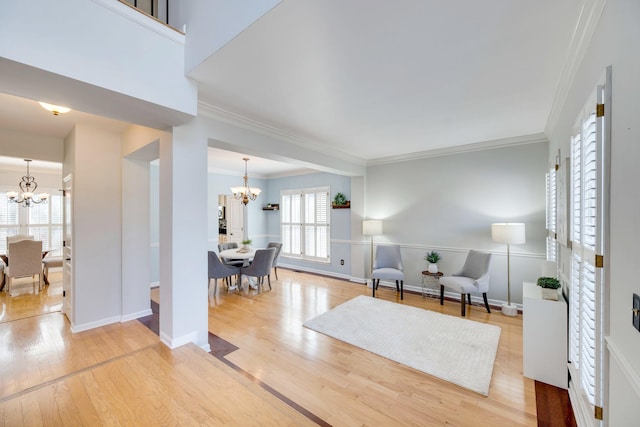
[197,101,367,167]
[544,0,608,137]
[366,133,548,166]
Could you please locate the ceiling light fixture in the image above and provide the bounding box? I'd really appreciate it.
[231,158,261,205]
[39,101,71,115]
[7,159,49,207]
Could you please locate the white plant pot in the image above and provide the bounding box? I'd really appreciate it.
[541,287,559,301]
[428,263,438,274]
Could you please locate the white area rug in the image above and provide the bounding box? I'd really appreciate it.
[303,295,501,396]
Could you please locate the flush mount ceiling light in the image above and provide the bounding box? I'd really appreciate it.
[39,101,71,115]
[231,158,261,205]
[7,159,49,207]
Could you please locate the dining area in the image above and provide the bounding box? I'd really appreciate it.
[0,234,61,297]
[209,241,283,295]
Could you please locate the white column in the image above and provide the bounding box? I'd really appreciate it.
[121,158,152,321]
[158,123,209,351]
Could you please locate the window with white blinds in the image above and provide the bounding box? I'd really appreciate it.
[0,193,19,254]
[0,190,63,253]
[568,81,606,422]
[545,166,557,262]
[281,187,330,262]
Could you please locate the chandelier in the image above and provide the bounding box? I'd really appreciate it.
[7,159,49,207]
[231,158,261,205]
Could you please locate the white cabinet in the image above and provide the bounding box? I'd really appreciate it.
[522,281,568,389]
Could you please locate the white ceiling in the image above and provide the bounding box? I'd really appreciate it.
[1,1,584,174]
[192,0,582,160]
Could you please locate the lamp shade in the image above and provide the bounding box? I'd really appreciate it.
[491,223,526,244]
[362,220,383,236]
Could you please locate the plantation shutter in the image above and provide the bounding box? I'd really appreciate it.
[281,187,330,262]
[546,166,557,261]
[0,192,19,254]
[567,71,608,425]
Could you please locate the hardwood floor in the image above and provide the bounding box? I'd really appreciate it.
[0,268,571,426]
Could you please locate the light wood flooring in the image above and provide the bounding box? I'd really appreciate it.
[1,269,541,426]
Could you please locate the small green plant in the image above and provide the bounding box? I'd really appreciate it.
[333,192,347,206]
[536,277,561,289]
[242,239,252,245]
[424,251,441,263]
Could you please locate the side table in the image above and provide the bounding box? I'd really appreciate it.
[421,271,443,298]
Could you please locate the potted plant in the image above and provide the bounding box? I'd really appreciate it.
[537,276,561,300]
[241,239,252,251]
[424,250,441,274]
[332,192,350,208]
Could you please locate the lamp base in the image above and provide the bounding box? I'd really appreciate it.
[501,304,518,317]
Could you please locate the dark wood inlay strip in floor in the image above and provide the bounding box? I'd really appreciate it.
[139,300,331,427]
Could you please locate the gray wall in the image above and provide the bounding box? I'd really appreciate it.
[366,141,548,304]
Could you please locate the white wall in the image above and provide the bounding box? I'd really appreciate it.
[174,0,282,72]
[0,0,196,129]
[366,141,548,305]
[546,0,640,422]
[66,124,123,330]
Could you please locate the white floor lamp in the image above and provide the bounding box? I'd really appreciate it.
[362,220,383,286]
[491,222,526,317]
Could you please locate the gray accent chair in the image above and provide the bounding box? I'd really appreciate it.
[372,244,404,300]
[266,242,283,280]
[208,251,241,294]
[439,250,492,316]
[6,239,43,296]
[218,242,244,267]
[240,247,276,291]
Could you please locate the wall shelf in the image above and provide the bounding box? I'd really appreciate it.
[262,204,279,211]
[331,201,350,209]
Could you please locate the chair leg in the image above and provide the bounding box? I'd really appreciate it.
[372,279,376,298]
[482,293,491,313]
[267,274,272,290]
[395,280,399,291]
[274,267,278,280]
[400,280,403,300]
[440,284,444,305]
[461,293,466,316]
[467,294,472,306]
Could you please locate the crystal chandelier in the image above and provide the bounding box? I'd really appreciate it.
[231,158,261,205]
[7,159,49,207]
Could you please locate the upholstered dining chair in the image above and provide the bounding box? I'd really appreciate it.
[371,244,404,300]
[6,234,34,260]
[240,247,276,291]
[439,250,492,316]
[208,251,241,294]
[266,242,283,280]
[6,239,43,296]
[218,242,244,267]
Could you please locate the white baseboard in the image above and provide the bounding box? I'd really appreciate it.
[278,262,351,280]
[71,315,121,333]
[159,330,199,350]
[121,308,153,322]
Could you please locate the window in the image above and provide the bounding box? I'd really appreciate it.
[281,187,330,262]
[567,71,609,424]
[0,190,63,253]
[545,166,558,262]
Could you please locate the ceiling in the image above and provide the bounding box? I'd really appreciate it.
[192,0,582,160]
[1,1,584,174]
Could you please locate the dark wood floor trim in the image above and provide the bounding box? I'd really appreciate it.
[139,301,331,427]
[535,381,577,427]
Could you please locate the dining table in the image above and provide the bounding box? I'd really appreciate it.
[218,247,258,289]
